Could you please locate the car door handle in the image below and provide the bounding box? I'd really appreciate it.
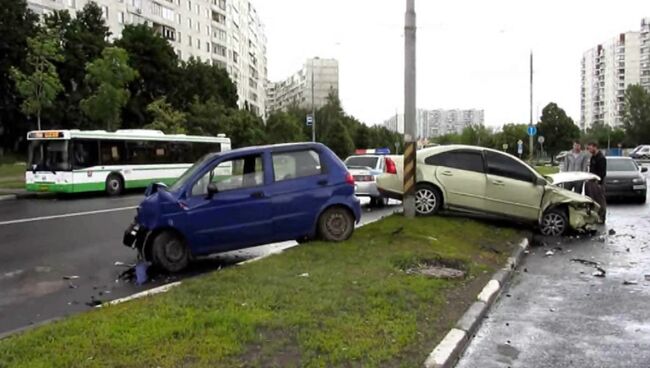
[250,191,266,199]
[318,179,328,186]
[492,180,505,186]
[441,171,453,176]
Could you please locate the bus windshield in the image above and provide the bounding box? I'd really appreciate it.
[28,140,71,172]
[168,153,217,192]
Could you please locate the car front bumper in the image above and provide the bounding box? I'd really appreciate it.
[605,183,647,198]
[123,222,148,250]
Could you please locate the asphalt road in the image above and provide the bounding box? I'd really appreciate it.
[0,194,398,336]
[456,195,650,367]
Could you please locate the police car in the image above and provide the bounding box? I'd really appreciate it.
[344,148,393,207]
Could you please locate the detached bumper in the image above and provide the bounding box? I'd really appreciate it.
[123,222,148,249]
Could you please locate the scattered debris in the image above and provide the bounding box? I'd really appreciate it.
[524,250,530,254]
[298,273,310,278]
[571,258,600,267]
[608,229,616,236]
[549,308,556,312]
[523,268,528,273]
[593,267,606,278]
[114,261,135,268]
[645,275,650,281]
[545,250,555,257]
[68,282,78,289]
[623,280,638,286]
[85,296,102,307]
[391,226,404,236]
[626,248,630,253]
[135,262,149,285]
[62,275,80,280]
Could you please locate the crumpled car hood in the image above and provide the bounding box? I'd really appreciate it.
[546,172,600,185]
[541,184,600,231]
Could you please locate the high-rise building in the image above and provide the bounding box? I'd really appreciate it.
[26,0,267,116]
[580,25,646,129]
[266,58,339,115]
[641,18,650,90]
[383,109,484,138]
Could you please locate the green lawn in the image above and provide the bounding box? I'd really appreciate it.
[0,162,25,189]
[535,165,560,176]
[0,215,521,368]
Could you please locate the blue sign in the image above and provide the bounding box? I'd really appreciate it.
[306,114,314,126]
[527,125,537,136]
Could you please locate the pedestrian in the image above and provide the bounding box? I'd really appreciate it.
[585,142,607,223]
[562,140,590,193]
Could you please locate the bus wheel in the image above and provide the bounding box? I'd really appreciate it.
[105,174,124,196]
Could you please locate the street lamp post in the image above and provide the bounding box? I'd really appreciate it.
[311,58,316,142]
[403,0,417,218]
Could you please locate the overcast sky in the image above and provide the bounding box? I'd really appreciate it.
[254,0,647,128]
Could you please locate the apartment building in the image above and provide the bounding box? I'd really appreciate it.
[383,109,484,138]
[641,18,650,91]
[266,58,339,115]
[27,0,268,116]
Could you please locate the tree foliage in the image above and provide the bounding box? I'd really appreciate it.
[81,47,138,131]
[173,58,237,110]
[622,84,650,145]
[10,28,64,130]
[265,112,306,144]
[145,97,186,134]
[537,102,580,155]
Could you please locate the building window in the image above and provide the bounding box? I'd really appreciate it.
[118,11,125,24]
[196,38,201,50]
[67,0,76,7]
[177,13,181,24]
[205,25,210,36]
[188,18,192,29]
[177,31,182,43]
[101,6,108,20]
[188,35,192,46]
[196,21,200,32]
[233,51,239,63]
[213,43,227,57]
[206,42,210,53]
[162,7,175,21]
[187,0,192,11]
[195,4,200,15]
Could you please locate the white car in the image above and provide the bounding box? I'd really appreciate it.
[344,154,390,207]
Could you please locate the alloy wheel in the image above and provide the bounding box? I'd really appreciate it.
[541,212,566,236]
[415,188,437,215]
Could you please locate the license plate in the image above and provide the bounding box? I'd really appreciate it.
[633,185,646,190]
[39,185,49,192]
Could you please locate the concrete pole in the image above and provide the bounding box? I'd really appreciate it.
[403,0,417,218]
[311,59,316,142]
[529,51,534,161]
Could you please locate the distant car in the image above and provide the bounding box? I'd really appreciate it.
[376,145,600,236]
[344,154,390,207]
[604,157,647,203]
[555,150,569,164]
[123,143,361,272]
[629,145,650,160]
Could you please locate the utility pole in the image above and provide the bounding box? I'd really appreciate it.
[403,0,416,218]
[529,51,534,161]
[311,58,316,142]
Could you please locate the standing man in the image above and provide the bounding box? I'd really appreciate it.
[562,140,590,192]
[585,142,607,223]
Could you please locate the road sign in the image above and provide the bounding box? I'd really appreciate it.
[306,114,313,126]
[538,136,545,144]
[502,143,508,150]
[527,125,537,136]
[517,139,523,145]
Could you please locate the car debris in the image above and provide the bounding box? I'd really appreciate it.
[114,261,135,268]
[298,273,310,278]
[623,280,638,285]
[62,275,80,280]
[608,229,616,236]
[571,258,600,267]
[645,275,650,281]
[593,267,606,278]
[135,262,149,285]
[545,250,555,257]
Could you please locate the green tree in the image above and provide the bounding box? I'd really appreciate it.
[185,98,229,136]
[145,97,186,134]
[354,123,372,149]
[265,111,306,144]
[81,47,138,131]
[0,0,39,153]
[583,121,628,149]
[459,124,495,147]
[622,84,650,145]
[10,29,64,130]
[224,109,266,148]
[322,119,354,158]
[494,123,529,157]
[173,58,237,109]
[44,3,110,130]
[115,24,180,127]
[537,102,580,156]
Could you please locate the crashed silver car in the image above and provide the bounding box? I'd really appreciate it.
[376,145,601,236]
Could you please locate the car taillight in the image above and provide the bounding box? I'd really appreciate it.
[385,157,397,174]
[346,172,355,185]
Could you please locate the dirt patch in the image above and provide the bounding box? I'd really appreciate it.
[405,261,466,279]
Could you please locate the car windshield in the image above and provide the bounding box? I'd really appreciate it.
[345,156,379,169]
[28,140,71,172]
[608,159,638,172]
[168,153,216,192]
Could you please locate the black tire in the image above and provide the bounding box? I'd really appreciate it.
[636,194,647,204]
[370,196,388,208]
[105,173,124,196]
[414,183,442,216]
[540,208,569,237]
[318,207,355,242]
[152,231,189,273]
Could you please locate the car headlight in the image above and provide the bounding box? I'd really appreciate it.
[633,177,646,184]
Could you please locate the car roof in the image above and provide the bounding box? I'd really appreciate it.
[417,144,508,156]
[220,142,325,156]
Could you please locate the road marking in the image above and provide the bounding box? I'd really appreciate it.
[0,206,138,226]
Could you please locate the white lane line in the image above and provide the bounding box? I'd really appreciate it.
[0,206,138,226]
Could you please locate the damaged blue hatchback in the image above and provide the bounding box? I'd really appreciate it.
[123,142,361,272]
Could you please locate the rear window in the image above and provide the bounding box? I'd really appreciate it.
[345,156,379,169]
[273,150,323,182]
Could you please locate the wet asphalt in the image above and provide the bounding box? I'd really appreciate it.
[456,195,650,368]
[0,193,397,336]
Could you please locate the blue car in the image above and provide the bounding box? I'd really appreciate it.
[123,142,361,272]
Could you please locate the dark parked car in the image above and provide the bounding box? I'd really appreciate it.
[604,157,647,203]
[124,143,361,272]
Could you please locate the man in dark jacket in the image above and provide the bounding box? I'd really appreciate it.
[586,142,607,223]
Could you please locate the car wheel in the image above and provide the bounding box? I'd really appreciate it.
[415,184,441,216]
[540,209,569,237]
[371,196,388,208]
[152,231,189,273]
[636,194,647,204]
[318,207,354,242]
[105,173,124,196]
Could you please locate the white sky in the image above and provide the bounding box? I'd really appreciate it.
[254,0,648,128]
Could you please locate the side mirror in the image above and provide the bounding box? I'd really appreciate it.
[641,167,648,173]
[536,177,547,186]
[207,182,219,198]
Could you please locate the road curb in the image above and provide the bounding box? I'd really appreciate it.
[423,237,530,368]
[0,195,17,202]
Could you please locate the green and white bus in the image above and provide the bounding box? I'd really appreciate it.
[26,129,231,195]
